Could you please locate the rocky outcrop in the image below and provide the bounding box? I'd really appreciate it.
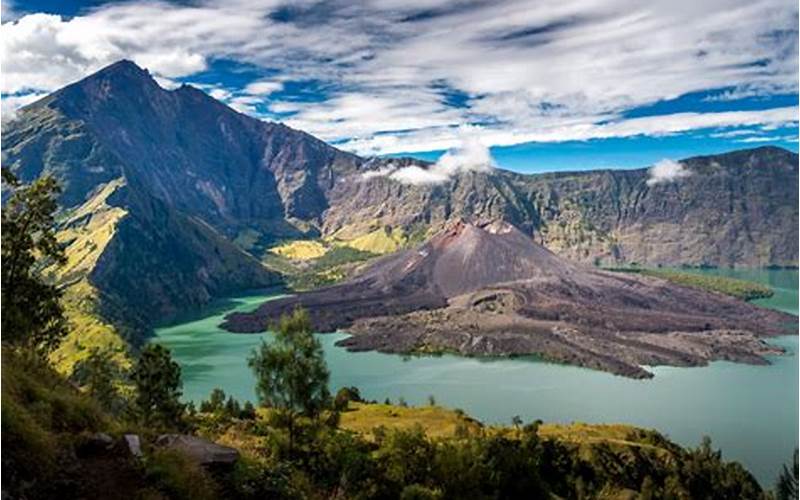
[324,147,799,268]
[155,434,239,467]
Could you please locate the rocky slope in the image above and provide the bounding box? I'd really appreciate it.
[224,220,794,378]
[323,147,798,267]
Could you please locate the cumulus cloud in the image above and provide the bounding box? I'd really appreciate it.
[360,165,399,181]
[646,159,692,186]
[362,133,495,185]
[243,80,283,95]
[1,0,798,154]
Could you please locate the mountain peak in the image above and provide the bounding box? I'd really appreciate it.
[98,59,148,75]
[81,59,157,89]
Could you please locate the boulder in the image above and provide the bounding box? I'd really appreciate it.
[155,434,239,466]
[122,434,142,458]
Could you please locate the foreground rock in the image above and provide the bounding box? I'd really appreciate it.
[156,434,239,466]
[224,220,795,378]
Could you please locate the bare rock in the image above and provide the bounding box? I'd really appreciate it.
[122,434,142,458]
[155,434,239,466]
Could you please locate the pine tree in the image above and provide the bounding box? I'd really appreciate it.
[131,344,184,429]
[248,308,330,455]
[1,170,67,354]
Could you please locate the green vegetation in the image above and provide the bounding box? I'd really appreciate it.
[269,239,329,260]
[131,344,185,430]
[50,280,132,375]
[248,308,331,455]
[339,402,483,439]
[338,226,407,254]
[263,244,377,291]
[607,267,775,300]
[70,346,130,415]
[2,170,68,355]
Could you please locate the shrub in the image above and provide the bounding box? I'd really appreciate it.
[145,449,220,500]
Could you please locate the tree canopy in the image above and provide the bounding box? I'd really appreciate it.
[248,308,331,453]
[130,343,184,429]
[1,170,67,354]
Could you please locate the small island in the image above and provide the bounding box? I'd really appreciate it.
[224,220,795,378]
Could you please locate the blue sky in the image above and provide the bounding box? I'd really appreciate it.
[2,0,798,174]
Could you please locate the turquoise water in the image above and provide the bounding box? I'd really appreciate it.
[154,269,798,486]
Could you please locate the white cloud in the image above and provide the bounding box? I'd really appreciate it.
[340,106,799,155]
[268,101,301,114]
[208,88,233,100]
[362,131,495,185]
[0,0,797,154]
[1,92,46,123]
[737,134,798,143]
[243,80,283,95]
[389,165,450,185]
[360,165,398,181]
[646,159,691,186]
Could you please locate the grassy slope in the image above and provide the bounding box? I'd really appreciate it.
[47,179,133,374]
[3,351,765,499]
[340,402,483,439]
[337,226,407,254]
[340,402,669,451]
[270,240,328,260]
[606,267,774,301]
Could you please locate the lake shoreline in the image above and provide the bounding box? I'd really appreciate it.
[154,268,798,486]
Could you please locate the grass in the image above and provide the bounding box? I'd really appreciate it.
[2,348,110,494]
[50,178,128,285]
[336,402,483,439]
[45,181,133,376]
[336,227,407,254]
[339,402,677,457]
[50,280,132,375]
[606,267,774,301]
[269,240,328,260]
[262,244,378,291]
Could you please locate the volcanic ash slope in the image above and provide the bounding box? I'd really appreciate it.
[223,221,794,378]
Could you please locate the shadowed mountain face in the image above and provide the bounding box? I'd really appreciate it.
[2,60,798,338]
[224,221,793,378]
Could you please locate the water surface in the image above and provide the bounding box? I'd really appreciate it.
[154,269,798,485]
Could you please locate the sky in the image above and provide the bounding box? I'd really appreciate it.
[1,0,798,173]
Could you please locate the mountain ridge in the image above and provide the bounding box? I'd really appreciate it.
[2,60,797,361]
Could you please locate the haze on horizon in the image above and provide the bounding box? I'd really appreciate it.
[1,0,798,172]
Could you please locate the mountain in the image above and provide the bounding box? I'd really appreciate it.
[323,147,798,267]
[2,60,797,352]
[224,220,793,378]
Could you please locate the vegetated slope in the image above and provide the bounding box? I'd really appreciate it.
[2,62,283,347]
[2,348,767,500]
[225,220,793,378]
